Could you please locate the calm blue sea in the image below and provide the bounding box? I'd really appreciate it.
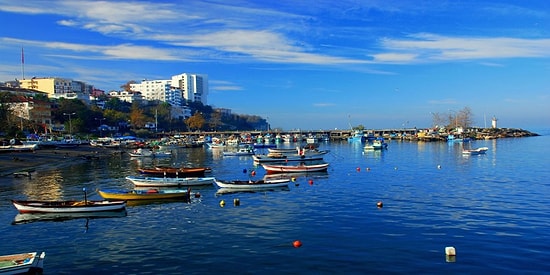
[1,130,549,274]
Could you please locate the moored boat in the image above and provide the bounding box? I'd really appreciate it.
[137,167,208,177]
[262,162,329,174]
[125,175,215,187]
[0,252,45,274]
[213,178,290,189]
[11,200,126,214]
[128,148,171,158]
[98,188,191,201]
[462,147,489,155]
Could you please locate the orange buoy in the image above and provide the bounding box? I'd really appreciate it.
[308,179,314,185]
[293,240,302,248]
[377,201,383,208]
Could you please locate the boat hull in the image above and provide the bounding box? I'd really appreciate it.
[0,252,45,275]
[11,200,126,214]
[137,167,207,177]
[213,179,290,189]
[262,163,329,174]
[125,176,215,187]
[98,189,190,201]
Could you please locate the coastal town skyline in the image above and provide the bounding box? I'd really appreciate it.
[0,1,549,131]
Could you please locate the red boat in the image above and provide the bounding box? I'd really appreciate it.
[262,163,329,174]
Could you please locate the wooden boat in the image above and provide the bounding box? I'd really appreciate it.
[252,153,326,163]
[11,200,126,214]
[137,167,207,177]
[98,189,191,201]
[215,186,290,195]
[0,252,45,274]
[462,147,489,155]
[125,175,215,187]
[262,162,329,174]
[213,178,290,189]
[128,148,171,158]
[223,146,255,156]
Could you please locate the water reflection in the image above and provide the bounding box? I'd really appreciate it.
[11,210,127,225]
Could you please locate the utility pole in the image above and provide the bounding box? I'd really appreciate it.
[63,112,76,136]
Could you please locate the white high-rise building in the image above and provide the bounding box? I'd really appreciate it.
[130,73,208,106]
[171,73,208,105]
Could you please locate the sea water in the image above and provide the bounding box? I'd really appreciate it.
[0,131,549,274]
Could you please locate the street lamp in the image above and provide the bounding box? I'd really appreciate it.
[95,117,106,137]
[63,112,76,136]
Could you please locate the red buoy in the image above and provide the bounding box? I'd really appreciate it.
[251,170,256,176]
[356,167,361,172]
[308,179,314,185]
[293,240,302,248]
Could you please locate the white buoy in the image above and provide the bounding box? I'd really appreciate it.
[445,246,456,256]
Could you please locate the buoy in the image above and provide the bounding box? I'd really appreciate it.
[293,240,302,248]
[194,192,201,198]
[445,246,456,256]
[233,198,240,206]
[366,167,371,171]
[291,177,296,182]
[377,201,383,208]
[356,167,361,172]
[437,165,442,169]
[251,170,256,176]
[308,179,314,185]
[242,168,247,174]
[394,167,398,170]
[219,200,225,207]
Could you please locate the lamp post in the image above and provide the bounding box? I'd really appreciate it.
[63,112,76,136]
[95,117,106,137]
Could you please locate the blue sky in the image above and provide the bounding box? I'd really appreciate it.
[1,0,549,131]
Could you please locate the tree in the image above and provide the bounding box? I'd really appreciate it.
[185,112,205,131]
[120,80,136,92]
[130,104,147,128]
[208,110,223,131]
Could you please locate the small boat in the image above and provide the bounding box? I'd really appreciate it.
[125,175,215,187]
[223,146,255,156]
[213,178,291,189]
[216,186,290,195]
[11,199,126,214]
[252,152,327,163]
[128,148,171,158]
[462,147,489,155]
[137,167,208,177]
[364,138,388,150]
[0,143,38,152]
[98,188,191,201]
[262,162,329,174]
[0,252,45,274]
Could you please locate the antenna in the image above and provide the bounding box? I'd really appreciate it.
[21,47,25,80]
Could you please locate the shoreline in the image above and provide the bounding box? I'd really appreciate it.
[0,146,123,178]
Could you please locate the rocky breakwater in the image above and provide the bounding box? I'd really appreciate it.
[473,128,540,139]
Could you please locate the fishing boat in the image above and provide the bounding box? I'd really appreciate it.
[97,188,191,201]
[0,252,45,274]
[364,138,388,150]
[252,149,328,163]
[222,146,255,156]
[128,148,171,158]
[0,143,38,152]
[213,178,291,189]
[11,200,126,214]
[137,167,208,177]
[262,162,329,174]
[462,147,489,155]
[125,175,215,187]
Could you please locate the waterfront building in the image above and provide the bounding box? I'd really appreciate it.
[108,90,143,104]
[18,77,91,104]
